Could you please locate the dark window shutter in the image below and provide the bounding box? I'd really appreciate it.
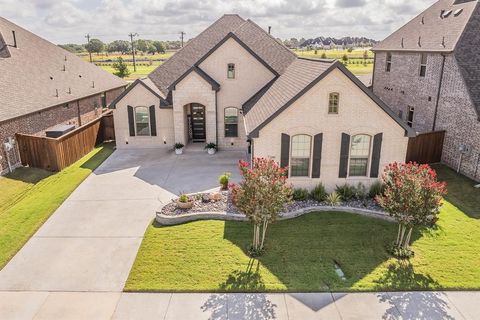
[339,133,350,178]
[312,133,323,178]
[370,133,383,178]
[149,105,157,136]
[280,133,290,174]
[127,105,135,137]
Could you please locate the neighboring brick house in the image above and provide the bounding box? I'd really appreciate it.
[111,14,414,190]
[372,0,480,181]
[0,17,126,174]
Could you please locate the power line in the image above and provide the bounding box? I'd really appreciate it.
[128,32,139,72]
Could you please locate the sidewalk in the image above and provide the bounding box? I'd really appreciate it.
[0,291,478,319]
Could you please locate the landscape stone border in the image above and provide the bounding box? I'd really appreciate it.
[155,205,394,226]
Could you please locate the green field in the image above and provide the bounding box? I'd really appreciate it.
[126,165,480,292]
[0,144,114,270]
[98,63,161,81]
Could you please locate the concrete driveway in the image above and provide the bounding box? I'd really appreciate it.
[0,147,246,292]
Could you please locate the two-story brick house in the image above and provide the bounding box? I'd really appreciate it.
[111,14,414,190]
[372,0,480,181]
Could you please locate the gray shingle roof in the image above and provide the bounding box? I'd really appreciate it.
[244,58,416,137]
[148,14,245,95]
[0,17,126,123]
[372,0,479,52]
[244,58,336,135]
[148,15,296,96]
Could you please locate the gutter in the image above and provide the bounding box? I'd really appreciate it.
[432,54,446,131]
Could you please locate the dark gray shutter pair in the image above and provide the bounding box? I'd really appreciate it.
[127,105,157,137]
[338,132,383,178]
[280,133,323,178]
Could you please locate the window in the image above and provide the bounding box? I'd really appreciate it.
[349,134,371,176]
[328,92,339,114]
[419,54,427,77]
[101,92,107,108]
[224,107,238,137]
[407,106,414,127]
[227,63,235,79]
[291,135,311,177]
[135,106,150,136]
[386,52,392,72]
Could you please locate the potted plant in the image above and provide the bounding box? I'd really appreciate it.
[174,142,184,155]
[176,193,194,209]
[218,172,231,190]
[205,142,217,155]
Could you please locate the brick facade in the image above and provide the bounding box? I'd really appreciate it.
[373,51,480,181]
[0,87,124,174]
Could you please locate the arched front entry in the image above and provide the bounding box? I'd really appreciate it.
[187,103,206,142]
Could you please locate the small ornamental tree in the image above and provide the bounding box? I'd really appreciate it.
[112,57,130,78]
[376,162,447,256]
[230,158,293,255]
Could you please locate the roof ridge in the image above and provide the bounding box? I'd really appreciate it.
[241,19,296,58]
[297,56,336,63]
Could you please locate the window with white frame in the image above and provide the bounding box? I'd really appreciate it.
[227,63,235,79]
[135,106,150,136]
[328,92,339,114]
[290,134,311,177]
[349,134,371,176]
[386,52,392,72]
[419,54,427,77]
[224,107,238,137]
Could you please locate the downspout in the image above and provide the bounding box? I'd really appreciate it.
[432,53,446,131]
[215,90,218,147]
[76,100,82,127]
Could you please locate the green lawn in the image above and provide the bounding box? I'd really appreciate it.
[0,144,114,269]
[99,64,160,81]
[126,164,480,292]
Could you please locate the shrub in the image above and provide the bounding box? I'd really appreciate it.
[326,192,341,206]
[218,172,231,190]
[205,142,217,150]
[178,194,189,203]
[354,182,368,201]
[174,142,184,149]
[293,188,310,201]
[310,183,328,202]
[335,184,355,201]
[369,181,385,198]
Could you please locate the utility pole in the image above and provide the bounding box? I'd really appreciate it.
[179,31,185,48]
[128,33,139,72]
[85,34,92,63]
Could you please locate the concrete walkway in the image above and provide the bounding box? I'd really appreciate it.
[0,291,478,319]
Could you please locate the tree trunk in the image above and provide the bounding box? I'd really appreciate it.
[260,219,269,249]
[403,227,413,249]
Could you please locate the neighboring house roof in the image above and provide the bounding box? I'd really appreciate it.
[109,78,170,109]
[0,17,126,123]
[372,0,479,52]
[148,14,296,96]
[244,58,416,138]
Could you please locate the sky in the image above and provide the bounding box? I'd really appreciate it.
[0,0,437,44]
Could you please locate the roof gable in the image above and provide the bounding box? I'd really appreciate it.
[372,0,479,52]
[245,59,415,138]
[109,78,169,109]
[169,66,220,91]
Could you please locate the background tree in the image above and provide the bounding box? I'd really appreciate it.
[341,54,349,65]
[152,40,166,53]
[321,52,327,59]
[230,158,293,255]
[363,50,369,65]
[107,40,130,54]
[376,162,446,256]
[58,43,85,53]
[85,39,105,55]
[135,39,151,53]
[112,57,130,78]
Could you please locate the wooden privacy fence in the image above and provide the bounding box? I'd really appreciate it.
[406,130,445,164]
[16,111,115,172]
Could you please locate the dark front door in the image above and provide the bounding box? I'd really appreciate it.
[191,103,206,142]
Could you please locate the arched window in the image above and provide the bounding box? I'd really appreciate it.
[227,63,235,79]
[328,92,339,114]
[135,106,150,136]
[291,134,312,177]
[224,107,238,137]
[349,134,371,176]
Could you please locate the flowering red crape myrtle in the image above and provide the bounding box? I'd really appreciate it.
[376,162,447,253]
[230,157,292,253]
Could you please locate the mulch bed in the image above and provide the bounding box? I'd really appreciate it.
[160,191,383,216]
